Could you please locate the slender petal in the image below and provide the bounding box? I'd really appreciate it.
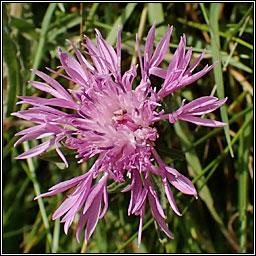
[165,167,198,198]
[147,180,174,239]
[149,25,173,69]
[162,177,182,216]
[137,205,145,248]
[15,138,55,159]
[167,97,227,127]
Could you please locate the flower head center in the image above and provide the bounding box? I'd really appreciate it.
[112,108,139,131]
[111,105,159,149]
[112,108,127,122]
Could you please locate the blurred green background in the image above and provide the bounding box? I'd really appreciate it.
[2,2,253,253]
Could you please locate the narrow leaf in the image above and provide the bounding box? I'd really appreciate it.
[106,3,137,45]
[208,3,234,157]
[3,6,21,116]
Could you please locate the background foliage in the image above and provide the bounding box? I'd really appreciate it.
[2,2,254,253]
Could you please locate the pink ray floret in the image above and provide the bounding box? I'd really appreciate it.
[12,23,227,247]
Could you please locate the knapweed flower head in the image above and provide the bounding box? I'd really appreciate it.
[12,23,227,246]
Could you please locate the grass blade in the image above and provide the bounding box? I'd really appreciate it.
[3,4,21,116]
[22,141,53,251]
[52,217,60,253]
[238,112,252,252]
[106,3,137,45]
[29,3,57,83]
[204,3,234,157]
[47,13,82,43]
[130,4,148,67]
[177,18,253,50]
[148,3,166,36]
[227,4,253,37]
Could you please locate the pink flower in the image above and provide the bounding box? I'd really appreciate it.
[12,23,227,247]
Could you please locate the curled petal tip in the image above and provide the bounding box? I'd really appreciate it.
[76,236,80,243]
[223,97,228,103]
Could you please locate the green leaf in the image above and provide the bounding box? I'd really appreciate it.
[148,3,166,37]
[238,113,252,252]
[10,16,37,39]
[22,141,53,251]
[3,134,19,159]
[3,6,22,116]
[208,3,234,157]
[221,54,252,73]
[106,3,137,45]
[227,4,253,37]
[57,3,65,13]
[156,146,185,161]
[177,17,253,50]
[47,13,82,43]
[29,3,57,82]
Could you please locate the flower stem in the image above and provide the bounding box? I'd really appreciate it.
[23,141,53,252]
